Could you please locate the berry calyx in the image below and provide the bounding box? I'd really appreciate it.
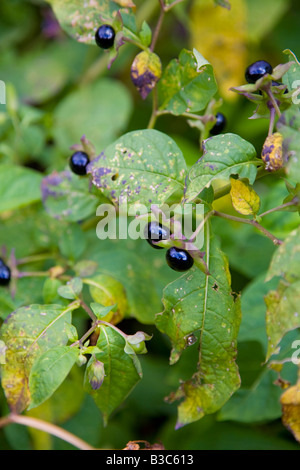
[69,151,90,176]
[245,60,273,84]
[0,259,11,286]
[95,25,116,49]
[145,221,169,249]
[210,112,227,136]
[166,247,194,272]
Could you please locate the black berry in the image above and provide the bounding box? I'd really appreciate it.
[145,221,169,249]
[0,259,11,286]
[210,112,227,136]
[95,25,115,49]
[69,151,90,176]
[166,247,194,272]
[245,60,273,84]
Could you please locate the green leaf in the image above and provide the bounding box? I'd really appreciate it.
[28,346,79,409]
[87,129,187,205]
[277,106,300,183]
[90,302,116,320]
[218,368,286,423]
[266,226,300,283]
[0,164,42,213]
[58,278,83,300]
[158,49,218,116]
[265,280,300,360]
[84,325,141,424]
[41,170,99,222]
[184,133,259,203]
[53,78,132,155]
[155,224,241,427]
[0,303,78,413]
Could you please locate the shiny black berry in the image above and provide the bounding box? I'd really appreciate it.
[0,259,11,286]
[95,25,115,49]
[245,60,273,84]
[69,151,90,176]
[145,221,169,249]
[166,247,194,272]
[210,112,227,136]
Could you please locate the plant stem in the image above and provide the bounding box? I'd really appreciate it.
[268,106,276,136]
[147,86,159,129]
[150,1,166,52]
[267,90,281,117]
[0,413,95,450]
[259,201,297,218]
[213,210,283,245]
[17,253,55,266]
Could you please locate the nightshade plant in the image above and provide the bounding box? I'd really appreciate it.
[0,0,300,451]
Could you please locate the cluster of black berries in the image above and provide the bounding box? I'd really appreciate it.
[0,259,11,286]
[145,221,194,272]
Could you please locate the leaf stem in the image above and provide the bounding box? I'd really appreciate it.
[213,210,283,245]
[259,201,297,218]
[0,413,95,450]
[150,1,166,52]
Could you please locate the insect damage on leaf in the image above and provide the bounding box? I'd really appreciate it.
[261,132,284,171]
[130,50,162,99]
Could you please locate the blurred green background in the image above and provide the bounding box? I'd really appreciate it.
[0,0,299,450]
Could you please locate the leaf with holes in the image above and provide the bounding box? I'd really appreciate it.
[87,129,187,206]
[155,224,241,427]
[158,49,217,116]
[0,303,79,413]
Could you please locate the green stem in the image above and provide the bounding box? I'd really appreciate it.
[147,86,159,129]
[0,414,95,451]
[259,200,297,218]
[213,210,283,245]
[150,1,166,52]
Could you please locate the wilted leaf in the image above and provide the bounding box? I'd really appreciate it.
[230,178,260,216]
[87,129,187,205]
[0,303,78,413]
[158,49,217,115]
[265,281,300,360]
[185,133,259,203]
[261,132,284,172]
[281,381,300,443]
[131,50,162,99]
[155,225,241,427]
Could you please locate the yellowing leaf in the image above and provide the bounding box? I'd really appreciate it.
[281,381,300,443]
[230,178,260,216]
[130,50,162,99]
[189,0,247,100]
[261,132,284,171]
